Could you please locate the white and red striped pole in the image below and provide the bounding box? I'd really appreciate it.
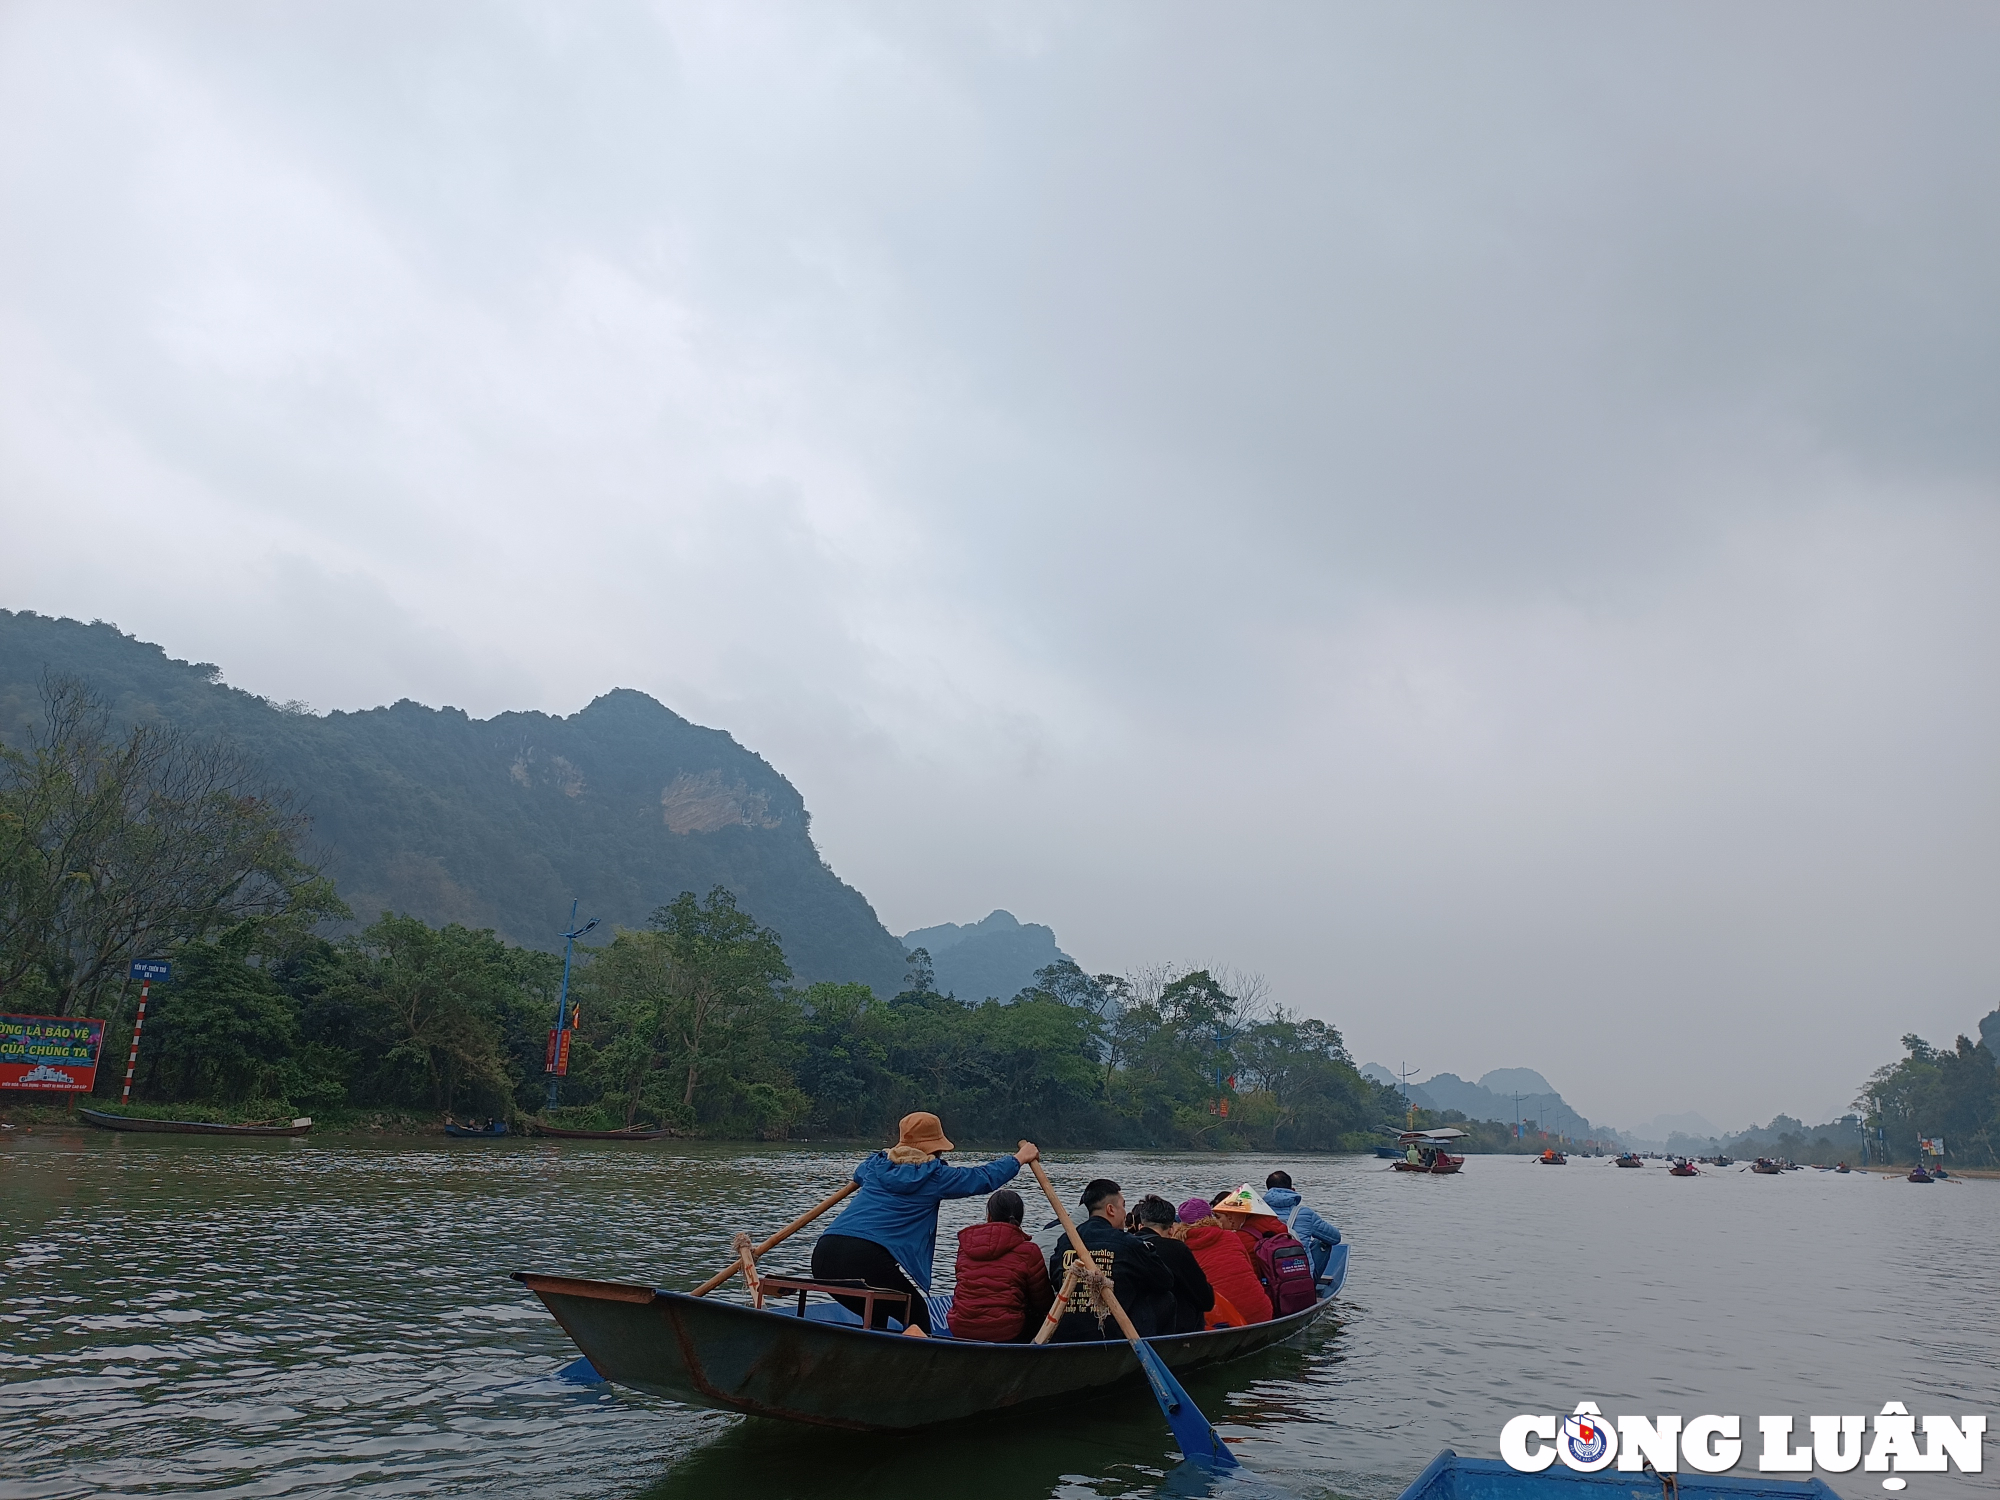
[120,980,151,1104]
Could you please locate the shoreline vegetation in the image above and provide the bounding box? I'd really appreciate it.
[6,676,1997,1162]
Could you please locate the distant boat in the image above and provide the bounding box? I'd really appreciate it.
[1613,1152,1643,1168]
[1393,1128,1467,1174]
[1834,1162,1851,1173]
[80,1108,312,1137]
[444,1120,509,1138]
[1538,1149,1567,1165]
[533,1124,672,1140]
[1751,1158,1784,1174]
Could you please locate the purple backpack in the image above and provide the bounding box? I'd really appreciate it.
[1252,1227,1317,1315]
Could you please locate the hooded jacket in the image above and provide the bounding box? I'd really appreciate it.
[951,1221,1053,1343]
[1260,1187,1341,1277]
[1183,1223,1272,1324]
[822,1151,1022,1292]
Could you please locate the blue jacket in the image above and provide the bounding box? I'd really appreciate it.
[1262,1187,1341,1277]
[824,1152,1023,1291]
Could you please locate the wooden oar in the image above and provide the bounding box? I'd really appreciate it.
[691,1180,859,1297]
[1027,1160,1240,1471]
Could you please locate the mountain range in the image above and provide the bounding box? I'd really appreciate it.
[902,909,1071,1002]
[0,610,910,994]
[1360,1063,1612,1141]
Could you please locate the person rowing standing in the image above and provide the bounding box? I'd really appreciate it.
[810,1112,1039,1336]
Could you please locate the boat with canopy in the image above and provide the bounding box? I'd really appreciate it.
[1393,1128,1467,1174]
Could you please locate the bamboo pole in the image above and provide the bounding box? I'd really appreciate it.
[691,1180,859,1297]
[1031,1261,1083,1345]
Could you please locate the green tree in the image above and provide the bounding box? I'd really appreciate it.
[0,679,343,1017]
[649,886,795,1112]
[332,914,539,1113]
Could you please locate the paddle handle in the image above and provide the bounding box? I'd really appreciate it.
[1027,1159,1144,1345]
[691,1180,859,1297]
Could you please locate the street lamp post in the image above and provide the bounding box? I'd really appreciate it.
[546,901,599,1113]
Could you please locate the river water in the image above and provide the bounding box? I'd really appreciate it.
[1,1134,1993,1500]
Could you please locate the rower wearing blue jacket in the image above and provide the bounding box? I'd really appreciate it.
[1260,1171,1342,1278]
[811,1111,1039,1335]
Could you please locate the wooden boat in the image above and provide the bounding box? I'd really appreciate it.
[1751,1158,1784,1174]
[1393,1128,1467,1173]
[80,1108,312,1137]
[514,1271,1338,1431]
[532,1124,673,1140]
[1538,1149,1567,1165]
[444,1120,509,1138]
[1669,1159,1698,1176]
[1613,1153,1643,1168]
[1397,1449,1838,1500]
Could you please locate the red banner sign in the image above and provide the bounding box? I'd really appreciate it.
[0,1014,106,1092]
[544,1028,572,1077]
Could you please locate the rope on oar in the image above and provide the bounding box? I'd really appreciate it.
[692,1181,859,1297]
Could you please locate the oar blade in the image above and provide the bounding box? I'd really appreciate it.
[1134,1340,1239,1471]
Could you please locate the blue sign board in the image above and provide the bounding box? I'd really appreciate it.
[129,960,172,982]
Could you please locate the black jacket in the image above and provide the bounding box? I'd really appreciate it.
[1045,1214,1175,1341]
[1136,1229,1215,1333]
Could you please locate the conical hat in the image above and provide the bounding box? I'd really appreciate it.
[1214,1184,1275,1217]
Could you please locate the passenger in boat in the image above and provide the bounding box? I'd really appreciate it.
[1045,1178,1175,1342]
[950,1188,1053,1343]
[811,1112,1039,1335]
[1176,1197,1271,1325]
[1127,1195,1215,1334]
[1260,1171,1342,1278]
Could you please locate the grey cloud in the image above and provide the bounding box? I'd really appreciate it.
[1,1,1996,1127]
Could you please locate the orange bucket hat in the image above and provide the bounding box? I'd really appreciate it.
[896,1111,954,1154]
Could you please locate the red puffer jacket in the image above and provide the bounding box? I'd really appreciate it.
[1185,1224,1272,1324]
[951,1222,1054,1343]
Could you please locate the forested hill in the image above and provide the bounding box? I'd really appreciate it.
[0,610,909,993]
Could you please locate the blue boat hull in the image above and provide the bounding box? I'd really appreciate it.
[1398,1452,1839,1500]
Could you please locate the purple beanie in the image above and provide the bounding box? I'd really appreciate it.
[1177,1197,1212,1225]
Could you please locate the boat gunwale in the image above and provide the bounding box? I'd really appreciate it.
[514,1269,1335,1358]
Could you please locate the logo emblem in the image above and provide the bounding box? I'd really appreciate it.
[1559,1403,1618,1471]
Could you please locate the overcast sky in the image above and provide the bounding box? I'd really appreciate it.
[4,2,1996,1132]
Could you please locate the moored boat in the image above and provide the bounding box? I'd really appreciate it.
[514,1271,1337,1431]
[80,1108,311,1137]
[444,1120,509,1138]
